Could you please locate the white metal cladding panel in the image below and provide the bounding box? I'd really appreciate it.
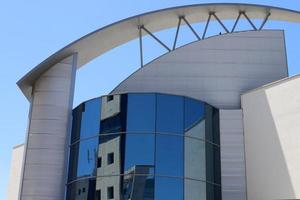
[7,145,24,200]
[20,55,76,200]
[242,75,300,200]
[220,110,246,200]
[111,30,288,109]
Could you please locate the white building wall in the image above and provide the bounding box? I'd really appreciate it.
[7,144,24,200]
[19,55,77,200]
[242,74,300,200]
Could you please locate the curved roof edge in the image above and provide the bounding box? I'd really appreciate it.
[17,3,300,100]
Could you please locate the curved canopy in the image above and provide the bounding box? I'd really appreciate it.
[18,3,300,100]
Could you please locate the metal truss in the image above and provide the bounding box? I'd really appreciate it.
[138,11,271,67]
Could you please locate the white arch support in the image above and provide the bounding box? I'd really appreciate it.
[19,54,77,200]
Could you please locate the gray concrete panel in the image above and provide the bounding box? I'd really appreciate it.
[220,110,246,200]
[19,55,77,200]
[111,30,288,109]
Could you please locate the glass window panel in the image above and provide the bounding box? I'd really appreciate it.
[156,134,183,177]
[71,104,84,143]
[68,138,98,181]
[206,143,221,185]
[184,179,206,200]
[66,178,96,200]
[184,97,204,130]
[156,94,184,134]
[205,104,220,145]
[206,183,222,200]
[185,137,206,180]
[122,174,154,200]
[79,99,101,141]
[95,175,120,200]
[124,134,155,173]
[155,177,183,200]
[127,93,156,133]
[100,94,127,134]
[97,134,123,176]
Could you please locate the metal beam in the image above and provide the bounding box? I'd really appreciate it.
[181,16,201,40]
[202,13,212,39]
[259,12,271,30]
[138,26,143,67]
[231,12,242,32]
[211,12,229,33]
[141,25,171,52]
[241,11,257,30]
[173,17,182,50]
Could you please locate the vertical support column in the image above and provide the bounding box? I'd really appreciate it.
[19,54,77,200]
[219,110,247,200]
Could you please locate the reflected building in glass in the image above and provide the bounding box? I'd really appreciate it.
[67,93,221,200]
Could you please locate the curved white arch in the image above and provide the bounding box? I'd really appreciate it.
[18,3,300,100]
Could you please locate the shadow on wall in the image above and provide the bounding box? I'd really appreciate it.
[243,85,296,200]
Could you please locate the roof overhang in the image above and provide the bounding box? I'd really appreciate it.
[17,3,300,101]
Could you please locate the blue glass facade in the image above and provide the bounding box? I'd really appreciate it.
[67,93,221,200]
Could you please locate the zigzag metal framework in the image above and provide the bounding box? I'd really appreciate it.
[138,10,271,67]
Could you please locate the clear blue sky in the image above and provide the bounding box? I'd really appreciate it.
[1,0,300,199]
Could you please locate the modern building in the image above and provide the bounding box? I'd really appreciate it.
[8,3,300,200]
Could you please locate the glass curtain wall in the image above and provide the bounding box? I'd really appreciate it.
[66,93,221,200]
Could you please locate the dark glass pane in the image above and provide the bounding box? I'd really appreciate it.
[71,104,84,143]
[184,97,204,130]
[184,179,206,200]
[66,178,96,200]
[127,93,156,133]
[206,143,221,185]
[80,99,101,139]
[184,137,206,180]
[156,134,183,177]
[155,177,183,200]
[205,104,220,145]
[68,138,98,181]
[122,174,154,200]
[206,183,222,200]
[156,94,184,134]
[124,134,155,173]
[100,95,127,134]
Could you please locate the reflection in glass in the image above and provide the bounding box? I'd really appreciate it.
[123,174,154,200]
[184,98,204,130]
[156,94,184,134]
[127,94,156,132]
[68,139,98,181]
[155,177,183,200]
[124,134,155,172]
[156,134,183,177]
[184,137,206,180]
[184,179,206,200]
[71,99,101,143]
[66,178,96,200]
[100,95,127,134]
[67,93,221,200]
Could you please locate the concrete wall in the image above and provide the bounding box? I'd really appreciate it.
[7,144,24,200]
[19,55,77,200]
[220,110,246,200]
[242,75,300,199]
[111,30,288,109]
